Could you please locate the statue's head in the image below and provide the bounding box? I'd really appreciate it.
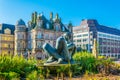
[63,32,72,42]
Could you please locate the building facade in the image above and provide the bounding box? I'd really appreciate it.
[15,12,72,59]
[73,19,120,58]
[0,24,15,55]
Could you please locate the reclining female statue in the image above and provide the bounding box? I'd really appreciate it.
[42,32,76,65]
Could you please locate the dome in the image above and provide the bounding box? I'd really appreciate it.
[16,19,26,26]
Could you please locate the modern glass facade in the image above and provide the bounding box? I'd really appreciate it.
[73,19,120,58]
[98,32,120,58]
[73,32,93,51]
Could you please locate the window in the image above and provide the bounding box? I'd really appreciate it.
[20,34,22,39]
[46,23,50,29]
[91,39,92,41]
[83,44,86,49]
[77,35,81,37]
[84,34,87,36]
[8,44,10,48]
[28,34,31,39]
[62,26,65,31]
[103,34,106,37]
[77,40,81,42]
[18,34,22,39]
[50,35,53,40]
[45,34,49,39]
[55,25,59,31]
[98,34,102,37]
[28,41,31,49]
[4,28,11,34]
[4,43,8,47]
[73,36,76,38]
[90,33,92,35]
[83,39,87,42]
[38,21,43,27]
[41,33,44,38]
[38,21,40,26]
[18,42,20,48]
[37,41,42,48]
[37,32,42,39]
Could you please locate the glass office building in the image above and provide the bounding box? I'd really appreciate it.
[73,19,120,58]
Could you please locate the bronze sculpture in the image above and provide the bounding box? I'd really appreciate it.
[43,32,76,65]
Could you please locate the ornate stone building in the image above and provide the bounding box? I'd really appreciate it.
[15,19,27,56]
[15,12,72,59]
[0,24,15,55]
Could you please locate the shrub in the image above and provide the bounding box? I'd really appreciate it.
[26,71,38,80]
[73,51,120,76]
[0,52,119,79]
[73,51,98,74]
[0,72,20,80]
[0,54,37,79]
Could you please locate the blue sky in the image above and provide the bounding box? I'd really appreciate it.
[0,0,120,29]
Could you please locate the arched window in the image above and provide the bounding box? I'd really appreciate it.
[18,42,20,48]
[4,28,11,34]
[37,41,41,48]
[46,23,50,29]
[37,32,42,39]
[38,21,43,27]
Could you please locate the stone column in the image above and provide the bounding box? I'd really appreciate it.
[92,38,98,58]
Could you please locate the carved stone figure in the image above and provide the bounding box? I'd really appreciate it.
[43,32,76,65]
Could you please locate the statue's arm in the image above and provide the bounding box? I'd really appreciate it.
[67,43,75,50]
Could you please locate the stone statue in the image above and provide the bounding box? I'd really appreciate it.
[42,32,76,65]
